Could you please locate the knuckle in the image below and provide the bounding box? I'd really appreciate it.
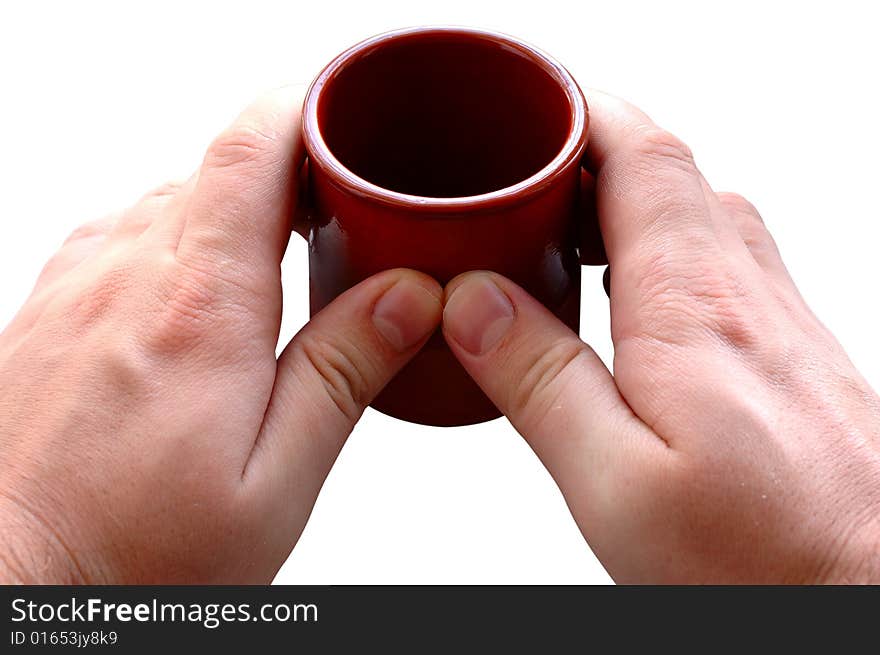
[628,125,696,173]
[142,263,235,356]
[37,249,78,284]
[508,338,588,424]
[718,192,761,219]
[65,262,135,329]
[603,125,706,240]
[719,193,773,249]
[150,282,217,354]
[138,254,268,359]
[741,229,778,257]
[730,218,778,261]
[295,333,374,424]
[636,255,759,352]
[64,218,114,245]
[140,180,185,203]
[203,123,277,170]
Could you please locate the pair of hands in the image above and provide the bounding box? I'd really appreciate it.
[1,87,878,584]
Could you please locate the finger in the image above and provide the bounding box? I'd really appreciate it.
[717,192,793,281]
[242,269,442,518]
[107,178,190,242]
[34,215,119,291]
[62,214,120,246]
[582,89,654,170]
[441,271,667,515]
[7,215,120,338]
[177,85,306,276]
[582,89,720,268]
[139,172,199,248]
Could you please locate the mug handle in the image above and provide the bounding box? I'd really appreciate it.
[292,158,313,240]
[577,166,608,266]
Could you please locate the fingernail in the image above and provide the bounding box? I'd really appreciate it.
[372,278,442,351]
[443,275,515,355]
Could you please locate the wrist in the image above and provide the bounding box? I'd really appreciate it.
[824,523,880,584]
[0,494,91,584]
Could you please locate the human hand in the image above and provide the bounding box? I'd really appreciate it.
[442,91,880,583]
[0,88,442,583]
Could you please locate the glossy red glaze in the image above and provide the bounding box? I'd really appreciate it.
[302,27,588,426]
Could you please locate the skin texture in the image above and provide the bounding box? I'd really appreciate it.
[1,87,878,584]
[442,91,880,583]
[0,87,442,583]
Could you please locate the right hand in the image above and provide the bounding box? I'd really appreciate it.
[441,90,880,583]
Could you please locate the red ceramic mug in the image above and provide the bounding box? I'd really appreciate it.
[301,26,589,426]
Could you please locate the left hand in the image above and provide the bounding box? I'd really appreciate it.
[0,87,442,583]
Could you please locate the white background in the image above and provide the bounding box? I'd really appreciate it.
[1,1,878,583]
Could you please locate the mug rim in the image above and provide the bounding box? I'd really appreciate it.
[302,25,589,214]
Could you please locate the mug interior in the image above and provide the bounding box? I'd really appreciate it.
[316,31,573,198]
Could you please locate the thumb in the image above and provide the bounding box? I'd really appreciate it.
[245,268,442,505]
[441,272,664,522]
